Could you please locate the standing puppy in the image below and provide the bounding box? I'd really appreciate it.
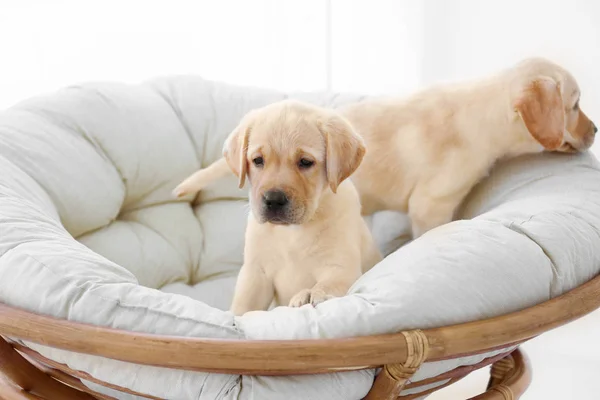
[342,57,597,238]
[174,100,382,316]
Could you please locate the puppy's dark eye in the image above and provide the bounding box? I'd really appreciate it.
[573,100,580,111]
[253,157,264,167]
[298,158,314,169]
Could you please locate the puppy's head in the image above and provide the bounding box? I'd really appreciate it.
[223,100,365,225]
[513,58,597,153]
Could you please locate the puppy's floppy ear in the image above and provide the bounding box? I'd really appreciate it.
[515,76,565,150]
[223,115,252,189]
[318,114,366,193]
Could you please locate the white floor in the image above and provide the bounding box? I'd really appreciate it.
[428,308,600,399]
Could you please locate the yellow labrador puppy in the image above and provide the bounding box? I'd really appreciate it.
[341,57,597,238]
[174,101,382,316]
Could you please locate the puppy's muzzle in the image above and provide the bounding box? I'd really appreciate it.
[263,190,288,209]
[563,121,597,152]
[584,121,598,148]
[262,189,291,224]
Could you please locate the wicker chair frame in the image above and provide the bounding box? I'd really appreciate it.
[0,273,598,399]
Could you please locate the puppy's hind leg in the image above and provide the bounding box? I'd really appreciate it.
[408,191,464,238]
[173,157,231,198]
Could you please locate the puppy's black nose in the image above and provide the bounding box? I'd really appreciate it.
[263,190,288,209]
[593,122,598,134]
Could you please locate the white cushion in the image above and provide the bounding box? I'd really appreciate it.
[0,76,599,400]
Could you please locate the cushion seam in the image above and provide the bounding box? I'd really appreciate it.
[148,84,202,167]
[509,202,591,296]
[21,252,241,336]
[118,219,190,286]
[10,104,127,196]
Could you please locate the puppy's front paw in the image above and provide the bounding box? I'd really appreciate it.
[288,289,333,308]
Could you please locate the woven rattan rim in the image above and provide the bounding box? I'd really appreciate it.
[0,273,599,375]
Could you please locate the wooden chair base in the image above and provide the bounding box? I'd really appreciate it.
[397,348,531,400]
[0,345,531,400]
[0,272,598,399]
[472,348,531,399]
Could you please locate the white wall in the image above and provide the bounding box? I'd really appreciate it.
[330,0,424,95]
[1,0,599,155]
[420,0,600,118]
[0,0,427,109]
[421,0,600,154]
[0,0,331,108]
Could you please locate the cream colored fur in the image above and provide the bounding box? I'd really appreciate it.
[342,57,596,237]
[173,57,596,314]
[174,101,382,315]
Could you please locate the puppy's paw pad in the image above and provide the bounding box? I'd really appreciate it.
[308,290,333,306]
[288,289,312,308]
[288,289,333,308]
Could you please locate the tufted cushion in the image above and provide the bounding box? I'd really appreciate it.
[0,76,599,400]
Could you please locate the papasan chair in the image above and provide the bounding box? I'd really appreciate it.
[0,76,599,400]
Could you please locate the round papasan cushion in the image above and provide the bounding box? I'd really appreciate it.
[0,76,599,400]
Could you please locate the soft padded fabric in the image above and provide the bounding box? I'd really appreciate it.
[0,77,599,400]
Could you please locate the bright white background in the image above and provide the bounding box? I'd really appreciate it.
[1,1,600,398]
[1,0,599,154]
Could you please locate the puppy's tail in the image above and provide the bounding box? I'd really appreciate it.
[173,157,231,198]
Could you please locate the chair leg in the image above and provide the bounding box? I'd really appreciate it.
[486,354,516,390]
[0,376,45,400]
[363,330,429,400]
[0,336,94,400]
[470,348,532,400]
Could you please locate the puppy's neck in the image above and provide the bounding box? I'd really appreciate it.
[302,180,359,228]
[448,76,543,161]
